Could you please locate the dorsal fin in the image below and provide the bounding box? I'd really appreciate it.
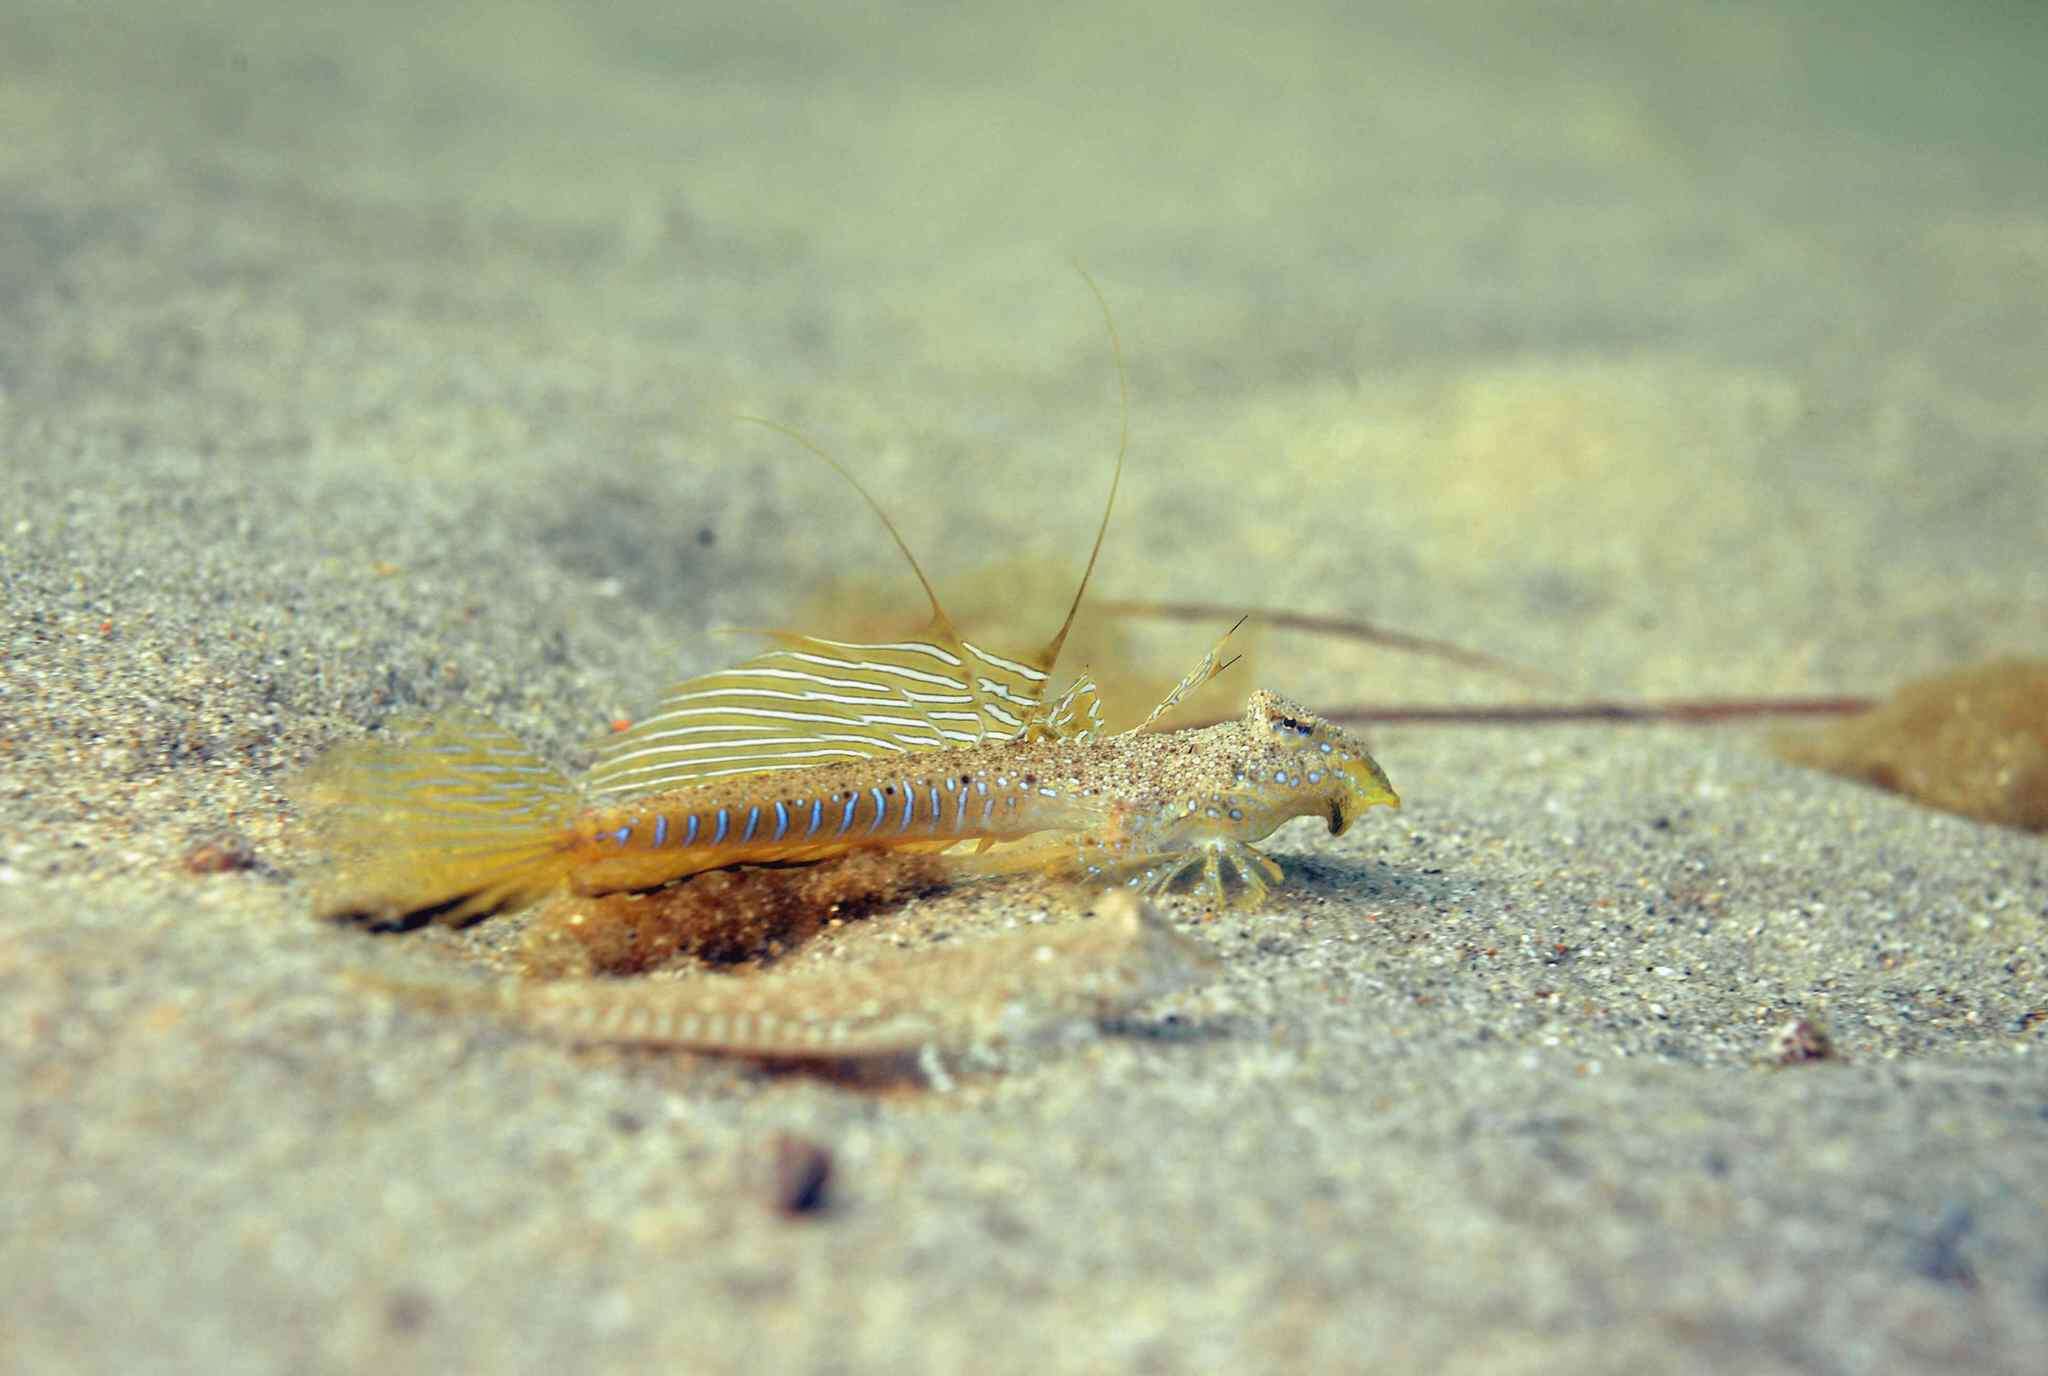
[592,280,1128,800]
[1128,616,1246,734]
[586,631,1052,796]
[733,415,962,646]
[1032,265,1126,675]
[594,420,1060,796]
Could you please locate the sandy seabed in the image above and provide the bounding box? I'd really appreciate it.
[4,3,2047,1372]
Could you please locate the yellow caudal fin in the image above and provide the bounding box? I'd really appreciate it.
[294,710,584,927]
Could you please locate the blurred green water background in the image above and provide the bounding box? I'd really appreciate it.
[5,0,2044,705]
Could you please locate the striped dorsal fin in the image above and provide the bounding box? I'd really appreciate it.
[590,271,1126,799]
[1129,617,1246,734]
[1025,672,1104,743]
[586,630,1049,795]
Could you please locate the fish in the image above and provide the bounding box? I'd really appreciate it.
[350,889,1220,1065]
[295,279,1400,930]
[299,673,1399,926]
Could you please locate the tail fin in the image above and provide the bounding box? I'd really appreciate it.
[294,710,584,927]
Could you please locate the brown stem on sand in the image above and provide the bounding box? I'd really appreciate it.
[1317,696,1877,726]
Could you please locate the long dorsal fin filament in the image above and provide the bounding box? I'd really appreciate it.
[1034,265,1126,675]
[732,415,962,646]
[615,271,1130,798]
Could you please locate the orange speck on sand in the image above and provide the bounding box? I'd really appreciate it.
[138,1002,185,1036]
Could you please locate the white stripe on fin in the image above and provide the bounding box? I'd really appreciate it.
[593,274,1129,800]
[588,633,1056,797]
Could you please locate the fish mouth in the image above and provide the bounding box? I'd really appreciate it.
[1328,785,1401,835]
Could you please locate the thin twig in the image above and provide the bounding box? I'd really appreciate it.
[1168,695,1876,729]
[1094,598,1562,688]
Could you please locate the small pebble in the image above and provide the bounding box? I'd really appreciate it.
[769,1134,834,1217]
[1770,1016,1838,1065]
[183,834,260,874]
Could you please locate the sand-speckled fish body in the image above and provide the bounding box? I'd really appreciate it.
[297,275,1397,927]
